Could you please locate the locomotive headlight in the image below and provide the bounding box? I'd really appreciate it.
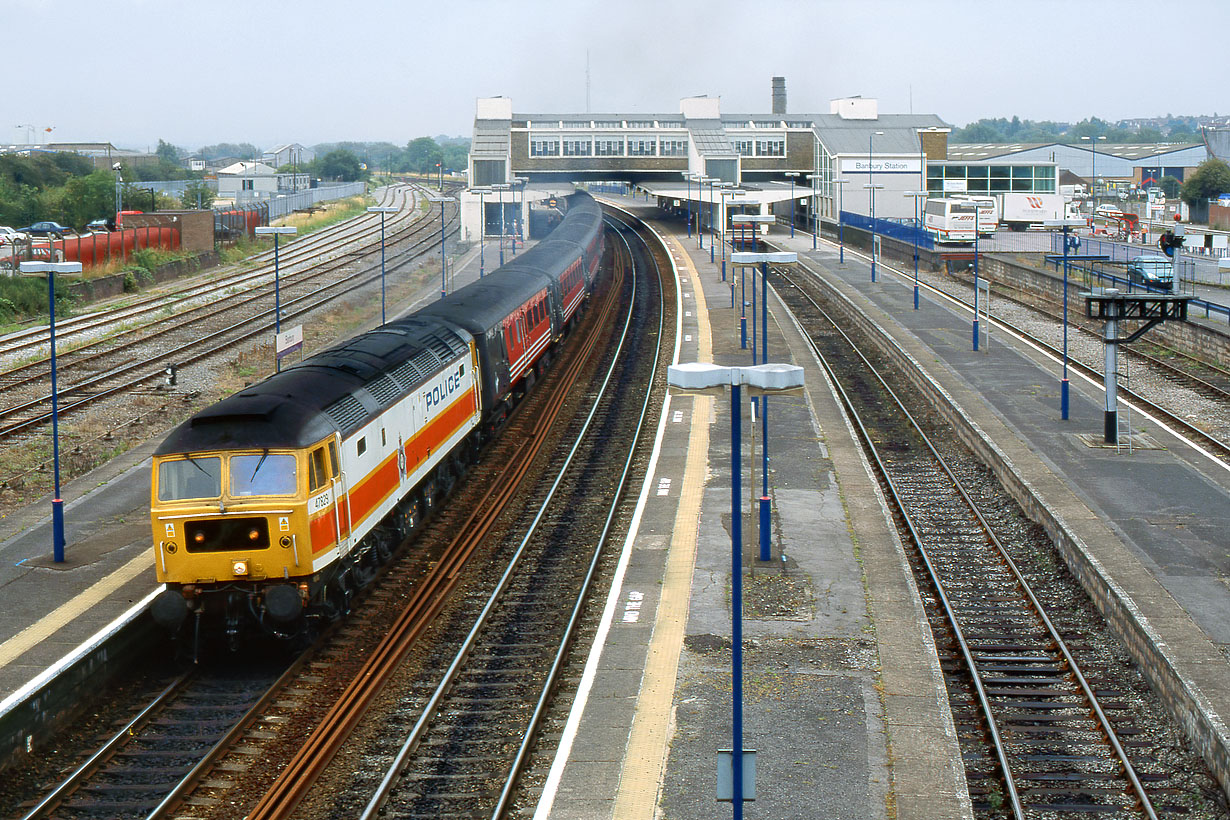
[232,559,249,576]
[248,528,261,542]
[192,531,206,544]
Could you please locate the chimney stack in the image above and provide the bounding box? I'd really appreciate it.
[772,76,786,115]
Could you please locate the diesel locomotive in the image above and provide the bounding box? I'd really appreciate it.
[149,192,605,642]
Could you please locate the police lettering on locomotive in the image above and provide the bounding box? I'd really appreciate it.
[149,192,605,648]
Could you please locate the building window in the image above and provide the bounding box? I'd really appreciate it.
[594,120,622,129]
[563,139,592,156]
[595,138,624,156]
[660,139,688,157]
[626,120,655,129]
[756,139,785,157]
[242,179,254,190]
[562,120,591,129]
[732,139,754,156]
[627,139,657,156]
[530,139,560,157]
[753,120,781,129]
[786,120,813,129]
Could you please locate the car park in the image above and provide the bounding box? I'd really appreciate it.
[1126,254,1174,291]
[18,221,74,237]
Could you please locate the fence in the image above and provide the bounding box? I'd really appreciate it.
[839,211,933,250]
[1050,233,1205,283]
[264,182,367,221]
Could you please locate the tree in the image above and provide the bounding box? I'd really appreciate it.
[1160,176,1182,199]
[316,149,364,181]
[59,171,120,227]
[404,137,443,173]
[180,179,216,210]
[1180,158,1230,206]
[156,139,180,164]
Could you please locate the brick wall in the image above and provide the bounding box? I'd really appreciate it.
[124,211,214,253]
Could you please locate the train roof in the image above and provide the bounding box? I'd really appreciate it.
[418,268,552,337]
[154,316,472,454]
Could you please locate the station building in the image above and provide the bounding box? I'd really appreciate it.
[462,82,1061,243]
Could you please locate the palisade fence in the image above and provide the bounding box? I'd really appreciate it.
[839,211,934,250]
[263,182,367,220]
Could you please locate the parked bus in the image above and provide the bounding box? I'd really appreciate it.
[924,198,977,244]
[951,195,998,235]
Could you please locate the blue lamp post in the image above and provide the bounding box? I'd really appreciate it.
[1045,218,1086,419]
[367,206,398,325]
[471,188,489,277]
[904,191,928,310]
[20,260,83,564]
[709,177,719,263]
[492,183,510,266]
[972,206,981,351]
[833,178,848,263]
[867,130,884,280]
[1081,135,1106,216]
[667,362,805,820]
[427,194,454,297]
[254,226,298,371]
[684,172,695,238]
[698,177,714,250]
[784,172,799,238]
[512,177,528,256]
[719,186,745,283]
[732,251,797,563]
[806,173,820,251]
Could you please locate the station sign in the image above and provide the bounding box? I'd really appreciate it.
[840,157,923,174]
[276,324,304,359]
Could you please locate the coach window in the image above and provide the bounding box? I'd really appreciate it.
[309,447,329,492]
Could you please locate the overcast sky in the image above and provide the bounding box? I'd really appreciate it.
[5,0,1226,153]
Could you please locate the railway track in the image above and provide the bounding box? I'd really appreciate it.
[0,187,459,443]
[4,210,667,820]
[770,263,1222,819]
[797,243,1230,461]
[244,211,664,819]
[0,185,417,370]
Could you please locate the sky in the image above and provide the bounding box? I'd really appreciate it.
[4,0,1227,153]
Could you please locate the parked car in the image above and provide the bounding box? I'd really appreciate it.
[84,218,114,232]
[18,221,74,237]
[1126,254,1174,291]
[0,226,30,245]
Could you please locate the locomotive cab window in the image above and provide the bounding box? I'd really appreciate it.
[329,441,340,476]
[157,456,222,501]
[230,453,297,497]
[309,447,329,492]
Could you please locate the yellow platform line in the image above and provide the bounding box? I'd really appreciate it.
[613,232,713,818]
[0,548,152,668]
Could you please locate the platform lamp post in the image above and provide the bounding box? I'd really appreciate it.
[708,177,720,263]
[512,176,528,256]
[903,191,928,309]
[697,177,714,250]
[492,183,510,266]
[471,187,489,277]
[784,171,799,238]
[427,194,454,298]
[806,173,820,250]
[367,206,398,325]
[972,206,982,351]
[1045,218,1086,420]
[832,178,848,263]
[253,226,297,372]
[1081,135,1106,215]
[667,362,804,820]
[683,172,695,238]
[719,186,745,283]
[867,131,884,280]
[20,261,83,564]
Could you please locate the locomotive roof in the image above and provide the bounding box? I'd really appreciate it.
[154,316,472,454]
